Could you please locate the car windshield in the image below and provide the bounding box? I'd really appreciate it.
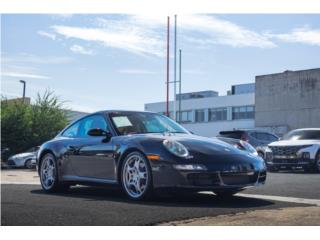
[283,129,320,140]
[109,112,189,136]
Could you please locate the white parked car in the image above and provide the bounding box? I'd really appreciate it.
[266,128,320,172]
[7,147,39,169]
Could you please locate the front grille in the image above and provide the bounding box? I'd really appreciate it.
[187,173,220,186]
[7,160,16,166]
[221,172,258,185]
[269,145,311,156]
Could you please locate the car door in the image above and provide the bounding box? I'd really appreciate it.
[68,114,116,181]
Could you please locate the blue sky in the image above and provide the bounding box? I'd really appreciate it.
[1,14,320,112]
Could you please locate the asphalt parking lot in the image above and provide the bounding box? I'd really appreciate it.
[1,169,320,225]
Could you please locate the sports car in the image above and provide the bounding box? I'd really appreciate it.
[37,110,266,200]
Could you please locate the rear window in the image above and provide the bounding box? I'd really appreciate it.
[219,131,244,139]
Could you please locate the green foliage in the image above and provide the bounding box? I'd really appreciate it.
[1,90,68,158]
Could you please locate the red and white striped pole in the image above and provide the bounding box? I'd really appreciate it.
[166,16,170,117]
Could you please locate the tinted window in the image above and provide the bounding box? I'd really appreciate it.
[219,131,244,139]
[195,110,205,122]
[62,115,107,138]
[209,108,227,121]
[283,130,320,140]
[232,105,255,120]
[62,121,81,138]
[180,111,192,123]
[78,115,107,138]
[267,133,278,141]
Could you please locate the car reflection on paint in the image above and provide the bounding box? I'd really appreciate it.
[37,110,266,200]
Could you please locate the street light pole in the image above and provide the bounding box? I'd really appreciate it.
[173,14,177,121]
[19,80,26,101]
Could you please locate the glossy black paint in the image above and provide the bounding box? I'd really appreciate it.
[37,110,267,191]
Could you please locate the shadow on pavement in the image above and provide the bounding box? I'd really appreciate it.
[31,185,274,209]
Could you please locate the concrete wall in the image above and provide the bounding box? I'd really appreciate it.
[255,68,320,132]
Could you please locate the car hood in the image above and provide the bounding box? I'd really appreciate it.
[11,152,35,158]
[121,133,260,164]
[269,139,320,147]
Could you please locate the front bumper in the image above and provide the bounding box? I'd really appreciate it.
[267,158,314,169]
[151,162,266,190]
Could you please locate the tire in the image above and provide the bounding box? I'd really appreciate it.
[24,159,33,169]
[314,152,320,173]
[120,151,153,200]
[213,189,240,198]
[40,153,69,193]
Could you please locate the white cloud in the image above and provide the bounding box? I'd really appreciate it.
[118,69,158,75]
[52,24,164,57]
[50,14,276,58]
[38,30,56,40]
[70,44,95,55]
[266,27,320,46]
[1,72,50,79]
[2,53,73,65]
[133,14,276,48]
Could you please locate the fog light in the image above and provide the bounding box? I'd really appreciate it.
[302,152,310,159]
[173,164,207,171]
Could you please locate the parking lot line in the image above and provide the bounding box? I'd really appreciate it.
[1,181,40,185]
[200,191,320,206]
[236,193,320,206]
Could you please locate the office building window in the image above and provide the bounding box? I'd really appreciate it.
[180,111,192,123]
[208,108,227,121]
[232,105,255,120]
[195,110,205,122]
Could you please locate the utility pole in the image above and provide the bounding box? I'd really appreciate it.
[173,14,177,121]
[166,16,170,117]
[19,80,26,102]
[178,49,182,122]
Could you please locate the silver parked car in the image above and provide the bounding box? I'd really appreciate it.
[7,147,39,169]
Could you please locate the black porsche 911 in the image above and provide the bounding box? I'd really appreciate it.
[37,110,266,200]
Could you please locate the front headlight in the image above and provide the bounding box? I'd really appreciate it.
[163,139,189,158]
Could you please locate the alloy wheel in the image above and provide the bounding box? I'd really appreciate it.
[122,154,149,199]
[40,155,56,190]
[25,160,32,169]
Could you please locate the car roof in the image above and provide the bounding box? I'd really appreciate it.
[290,128,320,131]
[94,110,158,115]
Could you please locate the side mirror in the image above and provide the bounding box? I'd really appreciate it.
[87,128,112,140]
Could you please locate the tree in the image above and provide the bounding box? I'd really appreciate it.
[30,90,68,148]
[1,90,68,159]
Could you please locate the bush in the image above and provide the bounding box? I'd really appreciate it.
[1,90,68,159]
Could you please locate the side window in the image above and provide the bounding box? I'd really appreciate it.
[267,134,278,141]
[78,115,108,138]
[62,121,81,138]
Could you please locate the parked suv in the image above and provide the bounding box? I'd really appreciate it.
[266,128,320,172]
[218,130,279,159]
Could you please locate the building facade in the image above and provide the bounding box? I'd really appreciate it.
[255,68,320,134]
[145,84,255,137]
